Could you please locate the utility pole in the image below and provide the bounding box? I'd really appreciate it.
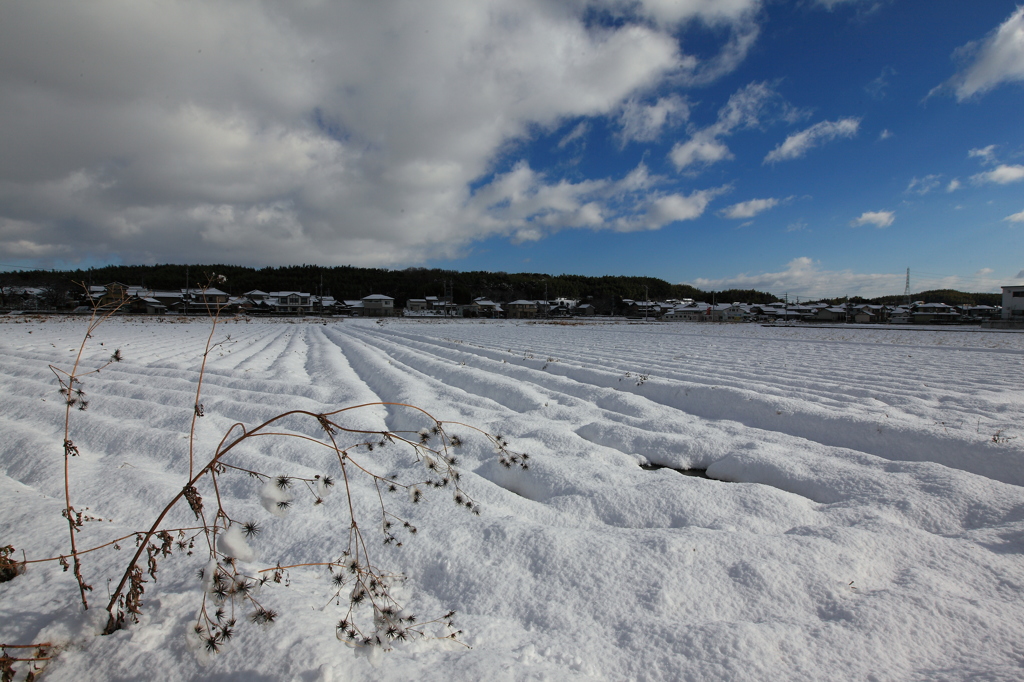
[904,268,911,306]
[644,285,649,322]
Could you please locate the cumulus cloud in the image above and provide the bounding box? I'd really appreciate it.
[878,129,894,140]
[687,257,1006,299]
[940,6,1024,101]
[670,81,800,171]
[687,257,905,299]
[1005,210,1024,223]
[670,137,733,169]
[0,0,761,267]
[764,118,860,164]
[612,185,729,232]
[972,165,1024,185]
[720,197,779,219]
[461,160,725,240]
[946,179,962,192]
[850,211,894,228]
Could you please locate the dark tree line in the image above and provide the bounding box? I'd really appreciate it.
[0,264,1001,310]
[1,265,773,311]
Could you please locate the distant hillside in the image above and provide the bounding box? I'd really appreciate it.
[868,289,1002,307]
[0,265,773,312]
[0,264,1001,309]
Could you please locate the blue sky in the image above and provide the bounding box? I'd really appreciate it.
[1,0,1023,297]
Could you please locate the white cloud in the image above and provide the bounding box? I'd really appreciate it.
[720,197,779,219]
[905,175,942,195]
[670,136,733,170]
[878,129,894,140]
[0,0,762,267]
[460,160,726,240]
[1005,210,1024,223]
[850,210,894,228]
[764,118,860,164]
[618,95,688,144]
[941,7,1024,101]
[687,257,1008,299]
[687,257,905,299]
[670,81,800,171]
[558,122,590,149]
[613,186,728,232]
[946,179,962,192]
[972,165,1024,185]
[969,145,999,164]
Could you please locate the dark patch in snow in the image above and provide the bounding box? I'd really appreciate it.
[639,462,712,479]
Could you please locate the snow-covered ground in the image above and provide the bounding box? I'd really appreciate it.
[2,316,1024,681]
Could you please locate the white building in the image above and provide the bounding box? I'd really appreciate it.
[1002,285,1024,320]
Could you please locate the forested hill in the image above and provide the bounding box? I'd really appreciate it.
[2,264,779,307]
[1,264,1002,307]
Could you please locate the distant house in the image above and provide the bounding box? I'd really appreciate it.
[814,307,848,323]
[625,300,663,319]
[185,287,229,305]
[405,298,428,312]
[150,290,185,312]
[269,291,312,315]
[97,282,132,309]
[132,297,167,315]
[362,294,396,317]
[911,302,959,324]
[245,290,273,304]
[506,300,538,319]
[1002,286,1024,321]
[890,306,912,324]
[344,300,364,316]
[469,298,501,318]
[959,304,1000,321]
[852,305,885,323]
[663,302,712,322]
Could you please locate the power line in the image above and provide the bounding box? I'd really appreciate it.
[0,263,51,271]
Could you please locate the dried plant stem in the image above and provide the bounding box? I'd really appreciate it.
[20,528,204,566]
[44,290,527,652]
[51,292,129,610]
[187,299,226,480]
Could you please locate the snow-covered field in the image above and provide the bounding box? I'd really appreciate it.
[2,315,1024,681]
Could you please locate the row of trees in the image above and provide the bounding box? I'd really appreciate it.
[0,265,780,313]
[0,264,1002,311]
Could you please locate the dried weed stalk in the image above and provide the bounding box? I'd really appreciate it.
[29,277,527,663]
[0,643,51,682]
